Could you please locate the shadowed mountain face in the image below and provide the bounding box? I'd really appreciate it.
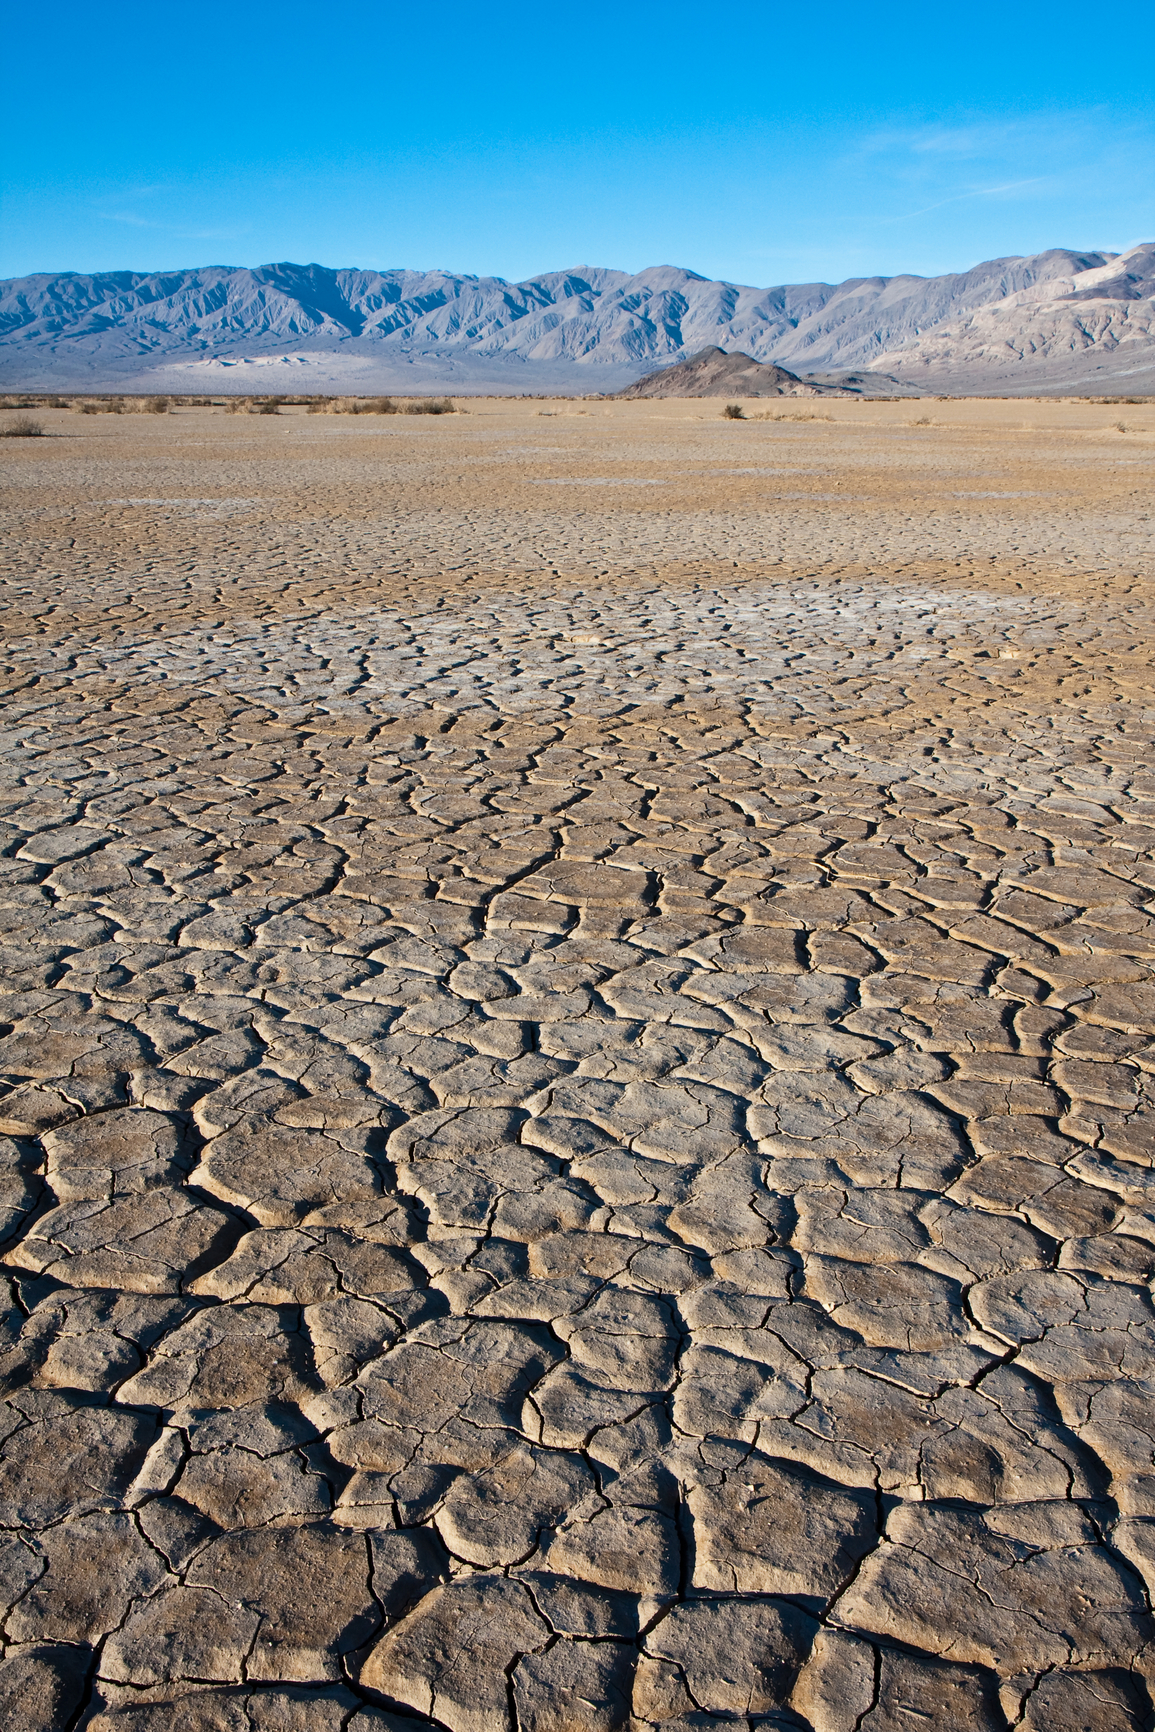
[615,347,828,398]
[0,247,1150,393]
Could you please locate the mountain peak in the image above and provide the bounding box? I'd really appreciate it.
[616,347,823,398]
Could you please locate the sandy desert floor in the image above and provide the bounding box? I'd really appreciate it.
[1,396,1155,1730]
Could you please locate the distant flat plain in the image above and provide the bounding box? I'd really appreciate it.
[2,396,1155,1732]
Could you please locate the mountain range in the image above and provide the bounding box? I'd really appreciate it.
[1,244,1152,395]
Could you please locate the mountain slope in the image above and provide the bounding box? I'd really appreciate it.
[865,243,1155,392]
[616,347,828,398]
[0,247,1148,393]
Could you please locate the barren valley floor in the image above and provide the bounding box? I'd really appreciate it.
[2,396,1155,1730]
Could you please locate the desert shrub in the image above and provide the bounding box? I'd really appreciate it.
[255,400,280,415]
[77,402,102,414]
[405,397,455,414]
[723,403,745,419]
[46,396,70,409]
[142,397,169,414]
[1,415,44,437]
[751,409,834,421]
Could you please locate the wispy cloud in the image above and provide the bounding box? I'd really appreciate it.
[857,121,1005,161]
[854,110,1106,165]
[906,122,1029,159]
[829,105,1155,248]
[883,177,1048,223]
[96,211,248,242]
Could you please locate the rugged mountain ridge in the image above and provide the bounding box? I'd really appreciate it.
[866,243,1155,392]
[0,246,1150,393]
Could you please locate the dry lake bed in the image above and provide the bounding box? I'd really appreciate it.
[2,394,1155,1730]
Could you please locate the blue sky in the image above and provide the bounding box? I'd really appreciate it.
[3,1,1151,288]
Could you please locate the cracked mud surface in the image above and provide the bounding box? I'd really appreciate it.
[2,397,1155,1730]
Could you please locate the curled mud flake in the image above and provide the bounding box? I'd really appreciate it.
[837,1501,1152,1676]
[793,1633,1009,1732]
[689,1450,878,1599]
[0,1645,91,1732]
[5,1510,171,1646]
[0,1393,158,1526]
[360,1572,550,1731]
